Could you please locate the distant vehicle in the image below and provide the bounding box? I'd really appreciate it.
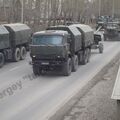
[96,17,120,41]
[30,25,94,76]
[0,23,31,67]
[104,22,119,41]
[93,30,104,53]
[65,21,79,26]
[96,16,108,30]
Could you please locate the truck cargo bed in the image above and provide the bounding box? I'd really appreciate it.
[4,23,31,47]
[71,24,94,47]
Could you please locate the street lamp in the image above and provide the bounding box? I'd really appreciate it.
[99,0,101,16]
[112,0,115,18]
[21,0,24,23]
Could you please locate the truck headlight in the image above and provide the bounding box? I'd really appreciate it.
[33,55,36,58]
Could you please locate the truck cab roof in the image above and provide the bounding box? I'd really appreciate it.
[47,25,81,36]
[70,24,93,33]
[0,25,9,35]
[33,30,69,36]
[4,23,31,32]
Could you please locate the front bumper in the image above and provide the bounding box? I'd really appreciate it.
[32,59,65,71]
[33,60,65,66]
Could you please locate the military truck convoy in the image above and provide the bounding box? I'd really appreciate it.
[0,23,31,67]
[0,22,103,76]
[30,24,94,76]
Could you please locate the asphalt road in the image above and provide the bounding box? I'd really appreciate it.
[0,41,120,120]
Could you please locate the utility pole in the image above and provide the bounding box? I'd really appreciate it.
[21,0,24,23]
[3,0,6,20]
[112,0,115,18]
[99,0,101,16]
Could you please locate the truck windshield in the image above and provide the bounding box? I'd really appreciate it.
[32,35,63,45]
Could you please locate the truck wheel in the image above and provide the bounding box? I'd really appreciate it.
[63,58,72,76]
[33,65,40,75]
[20,47,27,60]
[99,43,103,54]
[72,55,78,72]
[82,49,88,65]
[0,52,5,68]
[13,48,21,62]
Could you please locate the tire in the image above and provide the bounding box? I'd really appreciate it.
[33,65,40,75]
[82,49,88,65]
[0,52,5,68]
[78,52,83,65]
[63,58,72,76]
[13,48,21,62]
[20,46,27,60]
[99,43,103,54]
[72,55,79,72]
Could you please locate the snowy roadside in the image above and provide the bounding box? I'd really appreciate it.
[49,52,120,120]
[62,54,120,120]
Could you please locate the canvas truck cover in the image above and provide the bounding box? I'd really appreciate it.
[4,23,31,47]
[71,24,94,47]
[47,25,82,53]
[0,25,9,50]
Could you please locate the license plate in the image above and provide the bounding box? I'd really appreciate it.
[41,62,49,65]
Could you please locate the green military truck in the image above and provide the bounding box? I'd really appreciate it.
[30,25,94,76]
[0,23,31,67]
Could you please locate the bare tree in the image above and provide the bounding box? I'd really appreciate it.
[0,0,120,30]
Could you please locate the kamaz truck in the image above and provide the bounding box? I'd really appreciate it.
[0,23,31,67]
[30,25,94,76]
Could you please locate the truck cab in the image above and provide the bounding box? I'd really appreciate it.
[30,30,72,76]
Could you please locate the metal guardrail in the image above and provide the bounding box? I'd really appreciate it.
[111,64,120,100]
